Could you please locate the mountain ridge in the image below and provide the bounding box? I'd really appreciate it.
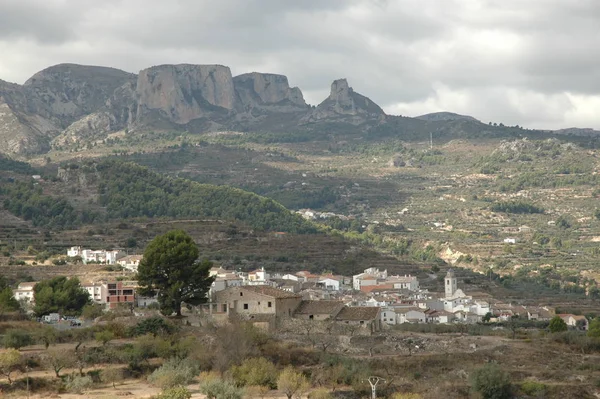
[1,62,599,156]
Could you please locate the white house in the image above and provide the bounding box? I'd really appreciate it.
[210,273,244,298]
[353,268,388,290]
[247,267,269,285]
[281,274,300,281]
[317,278,340,291]
[13,282,37,303]
[397,308,427,324]
[381,308,397,325]
[67,246,82,258]
[81,282,107,305]
[387,275,419,291]
[503,238,517,244]
[117,255,143,272]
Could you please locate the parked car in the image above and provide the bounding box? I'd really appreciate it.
[70,320,81,327]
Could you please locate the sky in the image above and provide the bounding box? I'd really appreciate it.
[1,0,599,130]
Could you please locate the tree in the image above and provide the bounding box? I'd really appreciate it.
[548,316,568,333]
[137,230,214,316]
[33,276,90,317]
[0,286,20,314]
[278,366,310,399]
[588,318,600,338]
[81,303,105,320]
[3,329,33,349]
[35,325,58,349]
[0,349,22,384]
[95,330,115,346]
[130,316,176,337]
[102,367,124,388]
[199,378,244,399]
[470,364,512,399]
[42,348,76,378]
[156,386,192,399]
[230,357,278,389]
[482,312,492,323]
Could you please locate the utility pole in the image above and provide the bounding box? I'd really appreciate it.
[366,376,386,399]
[430,132,433,150]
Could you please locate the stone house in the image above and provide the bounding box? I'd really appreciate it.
[294,300,345,321]
[335,306,382,332]
[13,281,37,303]
[559,314,588,330]
[215,285,303,318]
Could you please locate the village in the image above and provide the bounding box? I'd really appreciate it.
[10,246,587,333]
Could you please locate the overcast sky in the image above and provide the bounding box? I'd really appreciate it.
[1,0,599,130]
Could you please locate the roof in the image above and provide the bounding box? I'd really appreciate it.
[295,300,345,316]
[240,285,301,299]
[119,255,143,262]
[335,306,381,321]
[17,282,37,289]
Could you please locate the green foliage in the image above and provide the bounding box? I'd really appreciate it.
[230,357,278,389]
[96,160,316,233]
[130,316,177,337]
[81,303,105,320]
[95,330,115,346]
[155,386,192,399]
[548,316,568,333]
[148,357,199,389]
[0,286,20,313]
[35,325,58,349]
[102,367,124,388]
[138,230,214,316]
[520,381,547,396]
[65,374,93,394]
[0,348,22,384]
[491,200,544,214]
[470,364,513,399]
[0,156,35,174]
[278,366,310,399]
[33,276,91,317]
[1,180,99,228]
[3,329,33,349]
[587,318,600,338]
[200,378,245,399]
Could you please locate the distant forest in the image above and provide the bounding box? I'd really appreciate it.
[1,160,317,233]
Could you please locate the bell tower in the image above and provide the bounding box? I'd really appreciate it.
[445,269,457,298]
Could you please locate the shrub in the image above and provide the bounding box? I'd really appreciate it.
[229,357,278,388]
[65,375,93,394]
[130,316,176,337]
[308,388,333,399]
[102,367,124,388]
[470,364,512,399]
[548,316,568,333]
[520,381,547,396]
[155,386,192,399]
[3,329,33,349]
[148,357,199,389]
[588,318,600,338]
[95,330,115,345]
[199,378,244,399]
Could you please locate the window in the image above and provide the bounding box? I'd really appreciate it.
[240,292,243,296]
[222,304,227,312]
[258,302,260,305]
[446,280,449,285]
[268,301,272,308]
[360,321,364,325]
[309,315,314,320]
[243,304,248,310]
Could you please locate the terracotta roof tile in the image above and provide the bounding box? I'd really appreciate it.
[335,306,380,321]
[295,300,345,316]
[241,285,301,299]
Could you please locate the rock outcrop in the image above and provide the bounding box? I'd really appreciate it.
[23,63,135,127]
[233,72,307,113]
[135,64,236,125]
[302,79,385,125]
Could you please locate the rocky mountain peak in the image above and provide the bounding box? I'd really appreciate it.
[233,72,307,113]
[329,78,352,100]
[135,64,236,125]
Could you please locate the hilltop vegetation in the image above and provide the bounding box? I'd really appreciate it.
[0,160,316,234]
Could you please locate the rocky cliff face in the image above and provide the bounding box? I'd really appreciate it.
[233,72,307,113]
[302,79,385,125]
[23,63,135,128]
[135,64,236,125]
[0,64,392,156]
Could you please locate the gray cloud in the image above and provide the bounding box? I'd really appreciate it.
[0,0,598,129]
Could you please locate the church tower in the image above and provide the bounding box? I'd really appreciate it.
[445,269,457,298]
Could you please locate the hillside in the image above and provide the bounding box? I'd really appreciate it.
[0,159,316,233]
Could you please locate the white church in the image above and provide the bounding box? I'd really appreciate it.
[441,269,491,322]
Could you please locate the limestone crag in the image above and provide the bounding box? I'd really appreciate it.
[23,63,135,128]
[301,79,385,125]
[233,72,307,113]
[135,64,236,125]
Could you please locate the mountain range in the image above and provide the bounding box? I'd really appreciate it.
[1,63,599,155]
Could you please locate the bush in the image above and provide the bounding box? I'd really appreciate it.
[548,316,568,333]
[148,357,199,389]
[3,329,33,349]
[470,364,512,399]
[95,330,115,345]
[229,357,278,388]
[155,386,192,399]
[199,378,244,399]
[130,317,176,337]
[65,375,93,394]
[520,381,547,396]
[308,388,333,399]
